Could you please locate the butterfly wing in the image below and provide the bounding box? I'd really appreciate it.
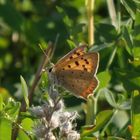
[55,45,87,70]
[55,52,99,99]
[55,52,99,75]
[56,70,98,99]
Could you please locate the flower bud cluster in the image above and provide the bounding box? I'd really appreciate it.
[29,87,80,140]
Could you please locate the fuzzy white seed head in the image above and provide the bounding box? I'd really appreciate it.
[50,112,60,129]
[67,130,80,140]
[46,131,56,140]
[49,88,59,101]
[29,106,45,118]
[55,100,64,111]
[59,112,72,123]
[60,121,73,135]
[34,124,48,138]
[59,111,78,124]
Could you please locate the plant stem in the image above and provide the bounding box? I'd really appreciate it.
[86,92,100,125]
[11,43,53,140]
[117,0,121,33]
[107,136,125,140]
[86,0,96,124]
[93,97,97,120]
[86,96,94,124]
[86,0,95,46]
[28,43,53,105]
[107,0,118,29]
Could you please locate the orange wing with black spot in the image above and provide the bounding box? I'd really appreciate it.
[55,45,87,70]
[55,52,99,99]
[56,52,99,75]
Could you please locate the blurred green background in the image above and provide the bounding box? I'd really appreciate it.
[0,0,108,99]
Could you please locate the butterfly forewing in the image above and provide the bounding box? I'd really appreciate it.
[55,45,87,70]
[55,52,99,75]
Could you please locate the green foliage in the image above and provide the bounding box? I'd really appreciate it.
[18,118,34,140]
[0,98,21,140]
[131,90,140,139]
[81,110,113,138]
[20,76,29,109]
[97,71,111,89]
[0,0,140,139]
[0,119,12,140]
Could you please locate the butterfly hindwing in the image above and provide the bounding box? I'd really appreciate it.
[57,75,98,99]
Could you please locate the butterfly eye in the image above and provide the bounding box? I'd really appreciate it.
[49,67,53,72]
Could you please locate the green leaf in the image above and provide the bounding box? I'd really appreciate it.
[129,76,140,87]
[81,137,97,140]
[40,71,49,91]
[67,39,77,49]
[56,6,72,27]
[107,136,126,140]
[132,0,140,4]
[89,42,114,52]
[121,0,137,20]
[20,76,29,109]
[104,88,117,108]
[97,71,111,89]
[116,69,140,91]
[18,118,34,140]
[133,47,140,58]
[4,98,20,120]
[118,100,131,110]
[135,11,140,26]
[95,23,117,43]
[129,56,140,67]
[132,90,140,139]
[63,15,72,27]
[0,95,3,111]
[133,25,140,39]
[122,26,133,55]
[81,110,113,137]
[39,40,48,51]
[96,110,113,130]
[0,119,12,140]
[56,6,64,13]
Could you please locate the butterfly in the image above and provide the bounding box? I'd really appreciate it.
[48,44,99,99]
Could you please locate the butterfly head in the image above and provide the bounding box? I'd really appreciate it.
[46,64,58,85]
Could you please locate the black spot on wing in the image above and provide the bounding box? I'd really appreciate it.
[86,61,89,64]
[76,52,80,56]
[84,68,87,71]
[75,61,79,66]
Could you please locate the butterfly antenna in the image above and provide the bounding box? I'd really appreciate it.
[50,33,60,61]
[39,42,53,66]
[39,34,59,67]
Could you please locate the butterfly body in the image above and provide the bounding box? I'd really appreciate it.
[48,45,99,99]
